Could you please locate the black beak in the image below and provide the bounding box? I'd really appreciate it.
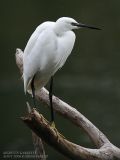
[72,22,101,30]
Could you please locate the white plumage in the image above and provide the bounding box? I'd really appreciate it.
[23,17,77,93]
[22,17,100,124]
[23,17,100,93]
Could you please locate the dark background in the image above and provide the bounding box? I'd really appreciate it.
[0,0,120,159]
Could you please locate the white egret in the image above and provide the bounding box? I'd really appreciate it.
[23,17,100,126]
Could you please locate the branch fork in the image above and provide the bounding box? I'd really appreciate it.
[15,48,120,160]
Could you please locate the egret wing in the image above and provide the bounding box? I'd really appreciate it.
[23,23,57,92]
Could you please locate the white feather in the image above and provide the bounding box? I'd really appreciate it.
[23,17,77,93]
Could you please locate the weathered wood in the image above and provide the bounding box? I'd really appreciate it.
[16,48,120,160]
[21,108,120,160]
[26,102,46,160]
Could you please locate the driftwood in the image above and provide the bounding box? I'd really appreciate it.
[15,48,120,160]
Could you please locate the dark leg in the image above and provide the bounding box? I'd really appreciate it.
[49,76,55,125]
[31,75,36,107]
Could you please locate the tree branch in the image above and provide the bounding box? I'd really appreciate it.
[15,48,120,160]
[26,102,46,160]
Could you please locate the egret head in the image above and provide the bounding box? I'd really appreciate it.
[55,17,100,34]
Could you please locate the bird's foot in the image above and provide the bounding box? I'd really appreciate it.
[50,121,55,128]
[50,121,65,141]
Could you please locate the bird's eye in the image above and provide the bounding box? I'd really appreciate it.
[71,22,79,27]
[71,22,76,26]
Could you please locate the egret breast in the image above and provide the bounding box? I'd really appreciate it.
[54,31,76,71]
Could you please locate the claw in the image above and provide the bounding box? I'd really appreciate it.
[50,121,65,142]
[51,121,55,128]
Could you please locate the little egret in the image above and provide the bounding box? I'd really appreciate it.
[23,17,100,126]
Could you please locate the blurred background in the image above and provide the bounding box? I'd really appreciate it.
[0,0,120,159]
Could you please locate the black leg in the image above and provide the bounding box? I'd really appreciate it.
[31,75,36,107]
[49,76,55,124]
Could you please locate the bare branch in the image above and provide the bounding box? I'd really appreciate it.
[15,48,107,147]
[31,132,46,160]
[35,88,109,148]
[26,102,46,160]
[21,108,119,160]
[15,48,120,160]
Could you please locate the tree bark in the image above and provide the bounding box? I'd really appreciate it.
[26,102,46,160]
[15,48,120,160]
